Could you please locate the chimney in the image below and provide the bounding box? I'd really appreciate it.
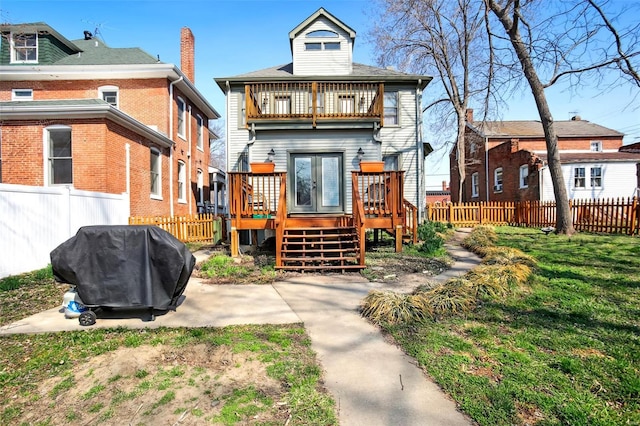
[465,108,474,122]
[442,181,448,191]
[180,27,195,83]
[510,138,519,153]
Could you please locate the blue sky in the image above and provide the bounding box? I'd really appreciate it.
[3,0,639,189]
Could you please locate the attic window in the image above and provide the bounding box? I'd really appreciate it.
[12,89,33,101]
[10,32,38,63]
[306,30,338,38]
[305,42,322,51]
[590,141,602,152]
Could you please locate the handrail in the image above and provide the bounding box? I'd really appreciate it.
[351,177,366,266]
[402,199,418,244]
[275,175,287,267]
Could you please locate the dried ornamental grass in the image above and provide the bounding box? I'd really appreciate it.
[421,278,477,317]
[466,264,532,299]
[462,225,498,255]
[481,246,537,267]
[361,290,415,325]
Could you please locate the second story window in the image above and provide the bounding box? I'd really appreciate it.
[177,97,186,139]
[197,169,204,204]
[590,141,602,152]
[494,168,503,192]
[472,172,479,198]
[11,32,37,63]
[98,86,119,108]
[177,161,186,202]
[12,89,33,101]
[196,114,204,150]
[384,92,399,125]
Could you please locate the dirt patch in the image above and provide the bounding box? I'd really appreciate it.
[18,344,285,425]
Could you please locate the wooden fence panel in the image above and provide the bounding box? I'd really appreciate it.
[427,197,639,235]
[129,214,222,243]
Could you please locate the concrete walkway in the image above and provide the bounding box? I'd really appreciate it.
[1,230,481,425]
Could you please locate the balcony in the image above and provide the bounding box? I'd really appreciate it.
[245,82,384,128]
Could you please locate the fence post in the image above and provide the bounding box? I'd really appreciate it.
[631,197,639,235]
[449,202,454,224]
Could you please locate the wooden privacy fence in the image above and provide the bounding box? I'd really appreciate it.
[129,214,223,243]
[427,197,640,235]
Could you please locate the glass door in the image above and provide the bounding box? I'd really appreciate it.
[290,153,343,214]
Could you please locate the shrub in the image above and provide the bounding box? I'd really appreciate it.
[199,254,251,279]
[416,221,446,256]
[361,291,428,325]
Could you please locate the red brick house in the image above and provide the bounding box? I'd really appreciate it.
[450,110,639,202]
[0,22,219,216]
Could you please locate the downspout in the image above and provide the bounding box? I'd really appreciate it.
[125,143,131,195]
[225,81,231,220]
[188,105,193,215]
[485,136,489,201]
[169,76,184,216]
[416,79,423,221]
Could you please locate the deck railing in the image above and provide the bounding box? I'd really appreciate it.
[128,213,222,243]
[245,82,384,126]
[228,172,286,219]
[427,197,640,235]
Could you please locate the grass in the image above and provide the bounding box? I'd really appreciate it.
[377,227,640,425]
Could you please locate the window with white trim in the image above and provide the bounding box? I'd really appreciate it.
[177,97,186,139]
[46,126,73,185]
[98,85,119,108]
[177,161,186,203]
[196,114,204,150]
[494,168,503,192]
[574,167,586,188]
[12,89,33,101]
[384,92,399,125]
[238,93,246,128]
[469,140,477,154]
[590,167,602,188]
[383,154,400,171]
[150,148,162,198]
[197,169,204,204]
[471,172,479,197]
[590,141,602,152]
[11,32,38,63]
[519,165,529,188]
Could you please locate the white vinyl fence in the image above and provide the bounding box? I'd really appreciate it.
[0,184,130,278]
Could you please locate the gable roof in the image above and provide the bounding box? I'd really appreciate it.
[216,62,431,89]
[468,119,624,139]
[288,7,356,52]
[54,39,158,65]
[536,151,640,163]
[0,22,80,53]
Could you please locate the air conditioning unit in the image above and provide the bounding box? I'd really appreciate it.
[494,185,503,192]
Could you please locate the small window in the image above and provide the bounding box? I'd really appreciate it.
[305,43,322,51]
[383,154,399,171]
[574,167,586,188]
[177,161,186,202]
[98,85,119,108]
[324,42,341,50]
[150,148,162,198]
[197,169,204,204]
[472,172,479,197]
[177,97,186,138]
[590,167,602,188]
[196,114,204,150]
[12,89,33,101]
[590,141,602,152]
[46,126,72,185]
[519,165,529,188]
[494,168,503,192]
[237,152,249,172]
[384,92,399,125]
[469,141,477,154]
[238,93,246,128]
[306,30,338,38]
[11,32,37,63]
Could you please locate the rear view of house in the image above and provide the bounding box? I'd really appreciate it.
[215,8,432,270]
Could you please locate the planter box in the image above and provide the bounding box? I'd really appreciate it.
[250,162,275,173]
[359,161,385,172]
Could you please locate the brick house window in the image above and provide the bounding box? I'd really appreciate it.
[197,169,204,204]
[177,97,186,139]
[150,148,162,198]
[46,126,72,185]
[590,141,602,152]
[0,131,3,183]
[384,92,399,125]
[11,32,37,63]
[196,114,204,151]
[98,85,119,108]
[519,165,529,188]
[177,161,186,203]
[12,89,33,101]
[471,172,479,198]
[590,167,602,188]
[494,168,503,192]
[574,167,586,188]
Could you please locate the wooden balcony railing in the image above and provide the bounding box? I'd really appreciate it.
[245,82,384,127]
[228,172,286,219]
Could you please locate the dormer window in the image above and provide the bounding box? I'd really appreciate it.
[305,42,322,51]
[590,141,602,152]
[306,30,338,38]
[10,32,38,63]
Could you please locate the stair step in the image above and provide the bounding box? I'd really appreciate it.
[277,264,365,271]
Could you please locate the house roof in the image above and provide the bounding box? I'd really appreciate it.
[288,7,356,52]
[536,152,640,163]
[0,22,81,53]
[215,62,431,89]
[469,119,624,139]
[54,39,159,65]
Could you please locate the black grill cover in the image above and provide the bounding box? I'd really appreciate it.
[51,225,195,310]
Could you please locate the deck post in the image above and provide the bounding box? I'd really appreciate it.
[230,226,239,257]
[395,225,403,253]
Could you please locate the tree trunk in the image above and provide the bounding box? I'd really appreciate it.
[456,109,467,203]
[487,1,575,234]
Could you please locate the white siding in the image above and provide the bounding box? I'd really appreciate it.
[540,161,639,202]
[292,17,352,76]
[0,184,129,278]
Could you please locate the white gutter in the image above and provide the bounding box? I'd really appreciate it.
[125,144,131,195]
[416,79,423,221]
[169,76,184,217]
[225,81,231,222]
[485,136,489,201]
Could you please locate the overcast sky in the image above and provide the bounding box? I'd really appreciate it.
[3,0,638,188]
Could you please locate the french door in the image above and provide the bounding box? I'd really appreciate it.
[289,153,343,214]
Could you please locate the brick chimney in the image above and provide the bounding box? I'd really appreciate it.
[442,181,448,191]
[510,138,519,153]
[465,108,474,122]
[180,27,195,83]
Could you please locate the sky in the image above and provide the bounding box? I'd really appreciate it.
[2,0,639,190]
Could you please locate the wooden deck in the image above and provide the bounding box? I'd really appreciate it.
[227,170,417,271]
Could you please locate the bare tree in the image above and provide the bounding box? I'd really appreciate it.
[372,0,499,203]
[208,119,226,171]
[485,0,640,234]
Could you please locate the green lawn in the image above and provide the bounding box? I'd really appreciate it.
[382,227,639,426]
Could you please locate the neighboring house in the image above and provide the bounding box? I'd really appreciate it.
[450,109,640,202]
[215,8,431,270]
[426,181,451,205]
[0,22,220,217]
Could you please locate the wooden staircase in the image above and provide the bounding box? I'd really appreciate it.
[279,226,364,272]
